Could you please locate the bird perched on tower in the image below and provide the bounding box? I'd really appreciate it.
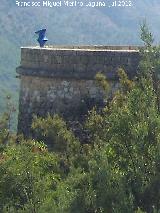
[35,29,48,47]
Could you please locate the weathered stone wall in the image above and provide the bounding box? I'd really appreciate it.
[17,46,140,137]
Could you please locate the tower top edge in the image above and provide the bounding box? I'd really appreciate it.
[21,45,141,52]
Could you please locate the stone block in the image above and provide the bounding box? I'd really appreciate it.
[17,46,140,137]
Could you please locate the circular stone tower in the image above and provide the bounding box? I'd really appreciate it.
[16,45,140,137]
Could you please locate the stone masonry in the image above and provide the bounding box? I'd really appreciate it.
[16,46,140,137]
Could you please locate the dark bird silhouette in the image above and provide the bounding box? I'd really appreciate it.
[35,29,48,47]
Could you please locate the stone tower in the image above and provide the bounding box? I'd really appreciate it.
[16,46,140,137]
